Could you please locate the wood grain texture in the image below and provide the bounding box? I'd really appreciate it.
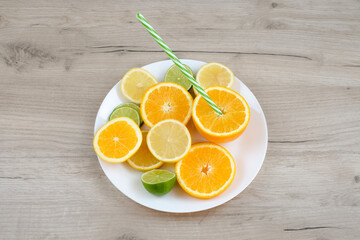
[0,0,359,239]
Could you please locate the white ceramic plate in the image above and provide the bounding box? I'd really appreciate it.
[94,59,268,213]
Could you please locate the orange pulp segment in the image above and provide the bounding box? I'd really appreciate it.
[141,82,193,128]
[192,86,250,143]
[93,117,142,163]
[175,142,236,199]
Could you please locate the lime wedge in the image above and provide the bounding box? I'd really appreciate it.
[141,169,176,196]
[109,106,140,126]
[164,64,193,90]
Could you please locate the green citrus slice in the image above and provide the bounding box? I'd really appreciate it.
[164,64,193,90]
[141,169,176,196]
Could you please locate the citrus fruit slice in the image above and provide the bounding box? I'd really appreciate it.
[109,106,141,126]
[93,117,142,163]
[112,102,143,124]
[194,62,234,95]
[127,131,163,171]
[147,119,191,163]
[164,64,193,90]
[140,82,193,128]
[175,143,236,199]
[192,86,250,143]
[120,68,158,104]
[141,169,176,196]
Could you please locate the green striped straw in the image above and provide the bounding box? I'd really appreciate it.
[136,13,223,115]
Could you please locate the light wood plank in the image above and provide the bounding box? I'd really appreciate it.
[0,0,359,239]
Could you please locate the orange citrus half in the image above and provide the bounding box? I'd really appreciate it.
[175,143,236,199]
[93,117,142,163]
[192,86,250,143]
[140,82,193,128]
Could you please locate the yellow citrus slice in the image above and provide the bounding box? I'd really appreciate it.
[194,62,234,95]
[175,143,236,199]
[140,82,193,128]
[192,86,250,143]
[93,117,142,163]
[120,68,158,104]
[127,130,164,171]
[147,119,191,163]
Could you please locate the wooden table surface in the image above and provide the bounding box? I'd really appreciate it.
[1,0,359,239]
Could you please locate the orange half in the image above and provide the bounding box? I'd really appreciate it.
[140,82,193,128]
[192,86,250,143]
[93,117,142,163]
[175,143,236,199]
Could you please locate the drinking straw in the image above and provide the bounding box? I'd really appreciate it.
[136,13,223,115]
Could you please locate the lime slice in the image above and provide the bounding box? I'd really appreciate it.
[164,64,193,90]
[141,169,176,196]
[109,106,140,126]
[113,102,143,124]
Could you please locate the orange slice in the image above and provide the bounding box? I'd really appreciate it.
[140,82,193,128]
[175,143,236,199]
[192,86,250,143]
[93,117,142,163]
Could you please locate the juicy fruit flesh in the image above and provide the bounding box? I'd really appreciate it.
[113,102,143,124]
[128,131,162,170]
[97,120,139,158]
[121,69,157,102]
[164,64,193,90]
[141,83,192,127]
[141,169,177,196]
[141,169,176,184]
[195,88,248,134]
[200,65,232,86]
[147,120,190,160]
[194,63,234,96]
[179,146,232,190]
[176,143,235,198]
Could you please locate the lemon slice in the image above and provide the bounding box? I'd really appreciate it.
[147,119,191,163]
[127,131,163,171]
[120,68,158,103]
[194,62,234,95]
